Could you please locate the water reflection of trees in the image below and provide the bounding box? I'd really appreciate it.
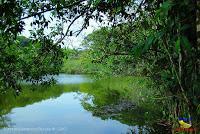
[0,115,12,129]
[80,92,163,134]
[81,100,154,134]
[0,84,79,116]
[0,82,169,133]
[0,84,81,130]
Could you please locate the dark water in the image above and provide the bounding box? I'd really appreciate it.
[0,74,157,134]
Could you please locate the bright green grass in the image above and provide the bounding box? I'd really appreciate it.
[61,59,86,74]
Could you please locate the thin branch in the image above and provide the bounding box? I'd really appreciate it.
[76,24,86,37]
[56,6,95,43]
[55,14,82,45]
[20,0,85,20]
[21,7,55,20]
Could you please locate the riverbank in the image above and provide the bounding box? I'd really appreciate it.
[80,76,160,110]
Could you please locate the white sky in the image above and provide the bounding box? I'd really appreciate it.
[21,13,108,49]
[20,1,139,49]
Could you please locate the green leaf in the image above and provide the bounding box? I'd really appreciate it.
[175,37,180,53]
[134,44,143,57]
[180,24,190,31]
[156,0,173,17]
[181,36,191,51]
[93,0,101,6]
[162,1,172,10]
[156,30,165,39]
[143,35,154,53]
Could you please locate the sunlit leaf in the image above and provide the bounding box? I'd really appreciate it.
[175,37,180,53]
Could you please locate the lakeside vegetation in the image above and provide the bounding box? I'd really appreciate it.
[0,0,199,133]
[60,27,200,128]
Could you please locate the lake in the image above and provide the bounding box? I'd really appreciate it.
[0,74,158,134]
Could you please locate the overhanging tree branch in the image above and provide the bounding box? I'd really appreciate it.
[55,14,82,45]
[20,0,86,21]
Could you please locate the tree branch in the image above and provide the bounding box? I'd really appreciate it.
[20,0,86,20]
[55,14,82,45]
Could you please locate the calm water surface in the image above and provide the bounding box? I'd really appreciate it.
[0,74,152,134]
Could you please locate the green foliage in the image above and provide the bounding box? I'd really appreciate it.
[61,48,113,78]
[82,26,139,77]
[79,76,162,131]
[61,59,85,74]
[81,0,199,124]
[81,76,159,108]
[61,48,87,74]
[0,0,199,128]
[0,36,64,93]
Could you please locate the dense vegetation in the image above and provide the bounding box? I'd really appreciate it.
[0,35,63,94]
[0,0,199,130]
